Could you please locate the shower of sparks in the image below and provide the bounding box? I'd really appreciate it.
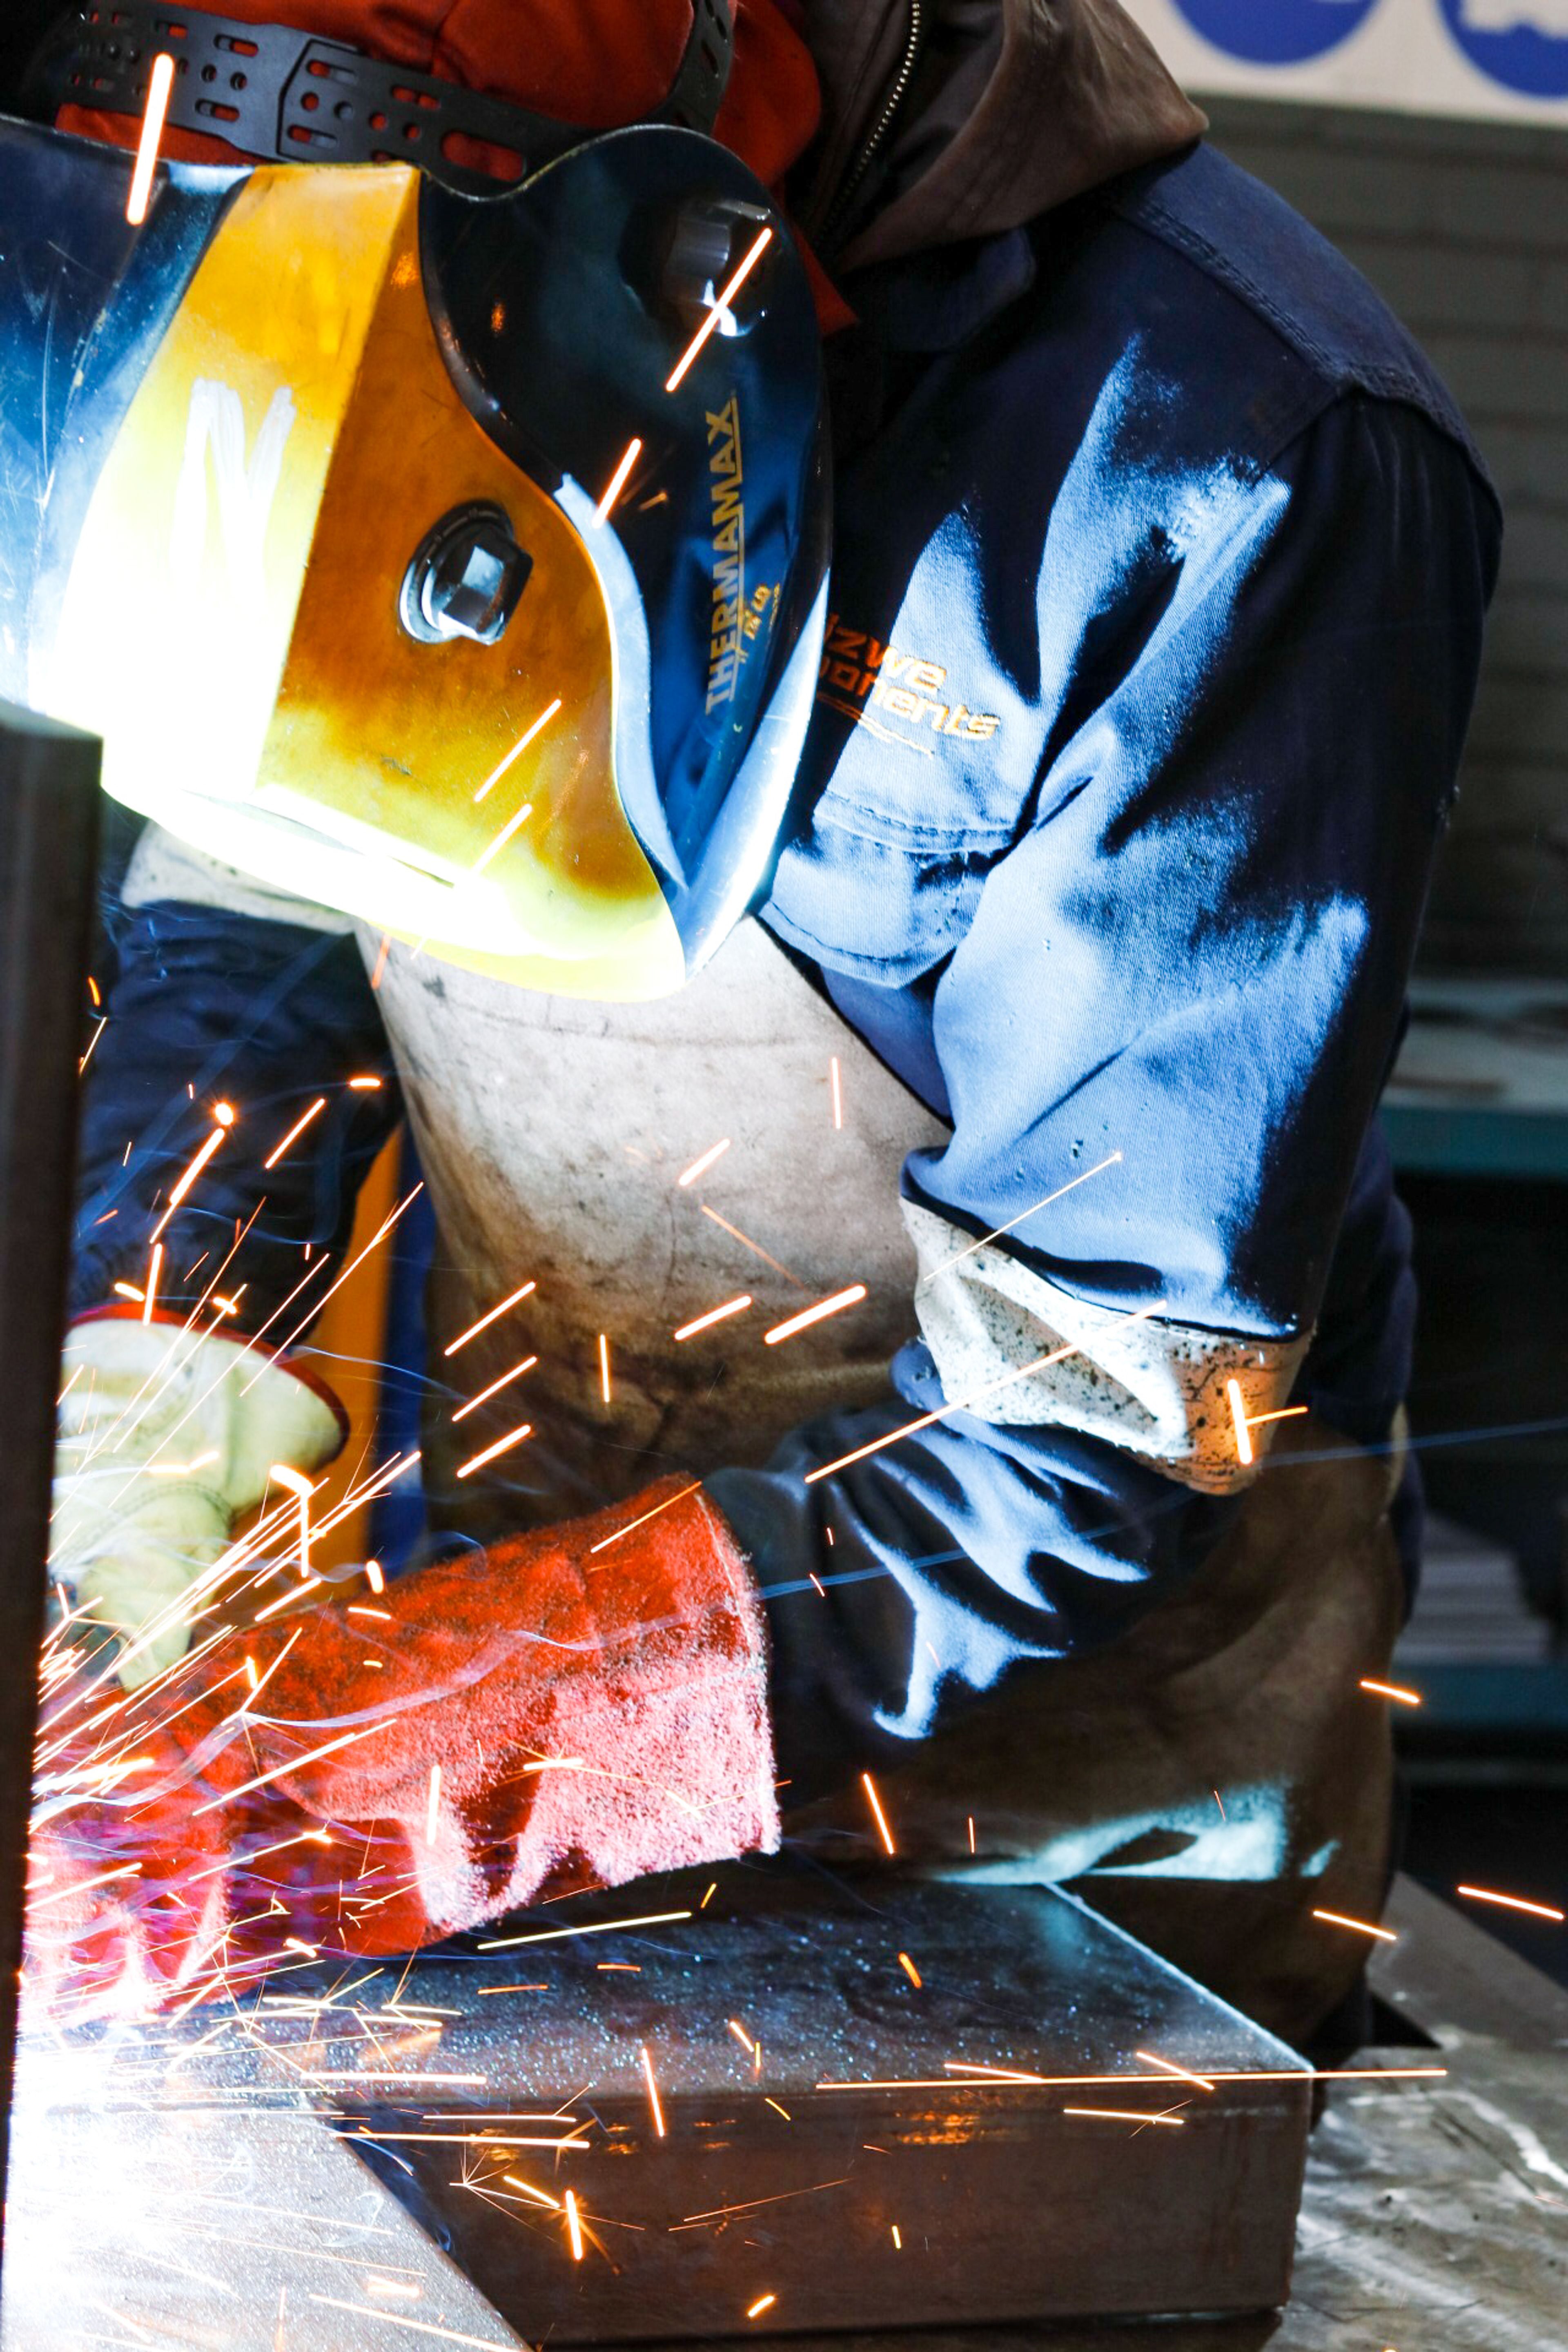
[264,1097,327,1170]
[454,1421,533,1479]
[917,1151,1124,1286]
[665,227,774,391]
[592,438,644,526]
[807,1304,1159,1483]
[1136,2050,1216,2092]
[1311,1908,1399,1943]
[425,1765,442,1848]
[897,1952,922,1988]
[674,1294,751,1342]
[1225,1377,1307,1466]
[830,1056,843,1129]
[451,1355,538,1421]
[140,1241,163,1324]
[472,698,562,803]
[640,2045,667,2138]
[587,1482,702,1555]
[746,2295,777,2320]
[678,1138,731,1187]
[1360,1677,1423,1706]
[442,1281,537,1356]
[564,2189,585,2261]
[1064,2107,1185,2127]
[477,1908,693,1952]
[763,1285,866,1345]
[699,1203,806,1285]
[125,51,175,224]
[1456,1884,1565,1924]
[861,1772,896,1855]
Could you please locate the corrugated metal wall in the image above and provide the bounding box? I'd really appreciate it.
[1204,97,1568,976]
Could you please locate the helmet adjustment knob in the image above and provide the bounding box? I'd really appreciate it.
[400,502,532,645]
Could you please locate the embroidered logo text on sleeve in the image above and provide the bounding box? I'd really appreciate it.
[817,612,1001,747]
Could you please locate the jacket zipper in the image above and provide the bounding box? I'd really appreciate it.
[821,0,924,247]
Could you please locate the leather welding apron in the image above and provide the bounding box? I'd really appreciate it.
[367,913,1403,2051]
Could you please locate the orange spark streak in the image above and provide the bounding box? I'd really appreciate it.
[592,438,644,526]
[1360,1677,1423,1706]
[678,1137,732,1187]
[476,1907,693,1952]
[192,1721,391,1815]
[1457,1884,1565,1924]
[820,2066,1444,2090]
[674,1294,751,1342]
[806,1306,1158,1483]
[141,1241,163,1324]
[640,2045,667,2139]
[746,2296,777,2321]
[455,1421,533,1480]
[501,2174,560,2209]
[861,1772,895,1855]
[829,1056,842,1130]
[151,1120,229,1237]
[764,1285,867,1346]
[586,1480,704,1554]
[452,1355,539,1421]
[1312,1909,1399,1943]
[597,1332,612,1403]
[443,1282,537,1358]
[472,698,562,803]
[370,935,392,989]
[918,1151,1124,1286]
[425,1764,443,1847]
[348,1074,384,1090]
[189,1827,330,1884]
[967,1814,976,1854]
[125,52,175,225]
[699,1205,806,1286]
[897,1951,922,1988]
[1136,2049,1216,2093]
[564,2189,585,2261]
[665,228,773,392]
[264,1096,327,1171]
[1226,1376,1254,1466]
[78,1016,108,1076]
[471,797,535,879]
[1064,2107,1184,2127]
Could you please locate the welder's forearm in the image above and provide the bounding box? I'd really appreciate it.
[706,1355,1236,1807]
[71,900,399,1332]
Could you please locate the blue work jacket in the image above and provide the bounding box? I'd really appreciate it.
[73,140,1501,1795]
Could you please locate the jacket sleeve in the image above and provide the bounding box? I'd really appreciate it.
[709,395,1500,1802]
[71,887,401,1334]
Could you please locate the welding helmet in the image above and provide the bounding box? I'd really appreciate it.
[4,2,828,998]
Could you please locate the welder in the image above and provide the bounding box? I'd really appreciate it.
[13,0,1499,2054]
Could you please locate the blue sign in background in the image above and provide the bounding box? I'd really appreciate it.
[1171,0,1381,65]
[1439,0,1568,98]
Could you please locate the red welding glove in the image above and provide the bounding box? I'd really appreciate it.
[27,1478,777,2021]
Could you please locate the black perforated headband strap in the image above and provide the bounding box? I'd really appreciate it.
[45,0,735,195]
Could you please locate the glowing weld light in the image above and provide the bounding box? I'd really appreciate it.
[592,438,644,527]
[666,227,773,391]
[641,2044,667,2138]
[443,1281,536,1357]
[679,1137,731,1187]
[674,1294,751,1342]
[1312,1907,1399,1944]
[1457,1884,1565,1924]
[473,698,562,804]
[763,1285,866,1345]
[861,1772,896,1856]
[125,52,175,225]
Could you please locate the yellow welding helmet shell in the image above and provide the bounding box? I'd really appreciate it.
[14,114,827,997]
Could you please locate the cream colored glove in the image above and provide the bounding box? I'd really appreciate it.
[51,1316,345,1688]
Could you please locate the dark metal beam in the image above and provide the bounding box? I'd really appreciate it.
[0,700,100,2272]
